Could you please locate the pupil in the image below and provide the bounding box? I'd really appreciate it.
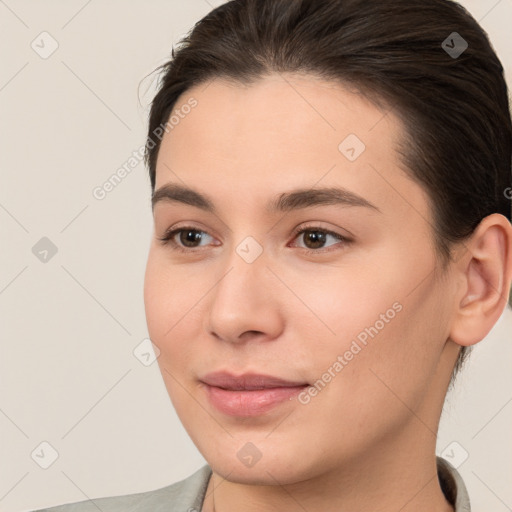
[181,230,201,247]
[306,230,325,249]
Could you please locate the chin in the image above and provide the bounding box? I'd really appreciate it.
[207,456,306,486]
[190,432,319,485]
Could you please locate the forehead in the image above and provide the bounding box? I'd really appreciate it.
[161,73,398,164]
[154,73,429,222]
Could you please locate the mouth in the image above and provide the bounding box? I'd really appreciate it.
[200,371,309,390]
[199,371,309,417]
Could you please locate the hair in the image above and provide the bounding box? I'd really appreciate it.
[143,0,512,385]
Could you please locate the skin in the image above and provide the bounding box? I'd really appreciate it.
[143,73,512,512]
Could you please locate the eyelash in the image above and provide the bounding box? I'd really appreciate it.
[157,223,351,255]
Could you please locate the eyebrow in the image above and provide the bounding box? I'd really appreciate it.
[151,183,381,214]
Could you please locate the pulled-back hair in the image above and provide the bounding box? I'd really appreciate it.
[144,0,512,382]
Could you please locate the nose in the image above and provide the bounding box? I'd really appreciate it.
[204,241,284,345]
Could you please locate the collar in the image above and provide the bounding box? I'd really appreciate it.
[437,456,471,511]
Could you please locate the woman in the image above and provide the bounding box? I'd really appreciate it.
[34,0,512,510]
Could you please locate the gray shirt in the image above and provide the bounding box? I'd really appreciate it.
[33,456,470,512]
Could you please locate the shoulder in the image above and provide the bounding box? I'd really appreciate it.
[31,464,212,512]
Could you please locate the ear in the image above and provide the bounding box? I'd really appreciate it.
[449,213,512,347]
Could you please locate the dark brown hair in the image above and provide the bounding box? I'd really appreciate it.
[144,0,512,383]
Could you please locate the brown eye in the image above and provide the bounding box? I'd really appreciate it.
[301,230,329,249]
[291,225,351,254]
[177,229,204,248]
[158,227,214,251]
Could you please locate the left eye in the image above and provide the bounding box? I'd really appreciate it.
[291,227,348,251]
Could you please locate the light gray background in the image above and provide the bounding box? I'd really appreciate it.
[1,1,511,511]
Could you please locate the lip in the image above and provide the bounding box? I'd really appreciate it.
[200,371,309,416]
[200,371,308,390]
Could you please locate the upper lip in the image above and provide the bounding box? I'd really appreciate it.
[200,371,308,391]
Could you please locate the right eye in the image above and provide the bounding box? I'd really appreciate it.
[157,226,216,252]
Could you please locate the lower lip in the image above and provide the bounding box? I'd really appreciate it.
[203,384,308,416]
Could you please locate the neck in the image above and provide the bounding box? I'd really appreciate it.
[202,424,454,512]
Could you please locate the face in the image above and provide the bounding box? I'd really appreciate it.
[144,73,459,485]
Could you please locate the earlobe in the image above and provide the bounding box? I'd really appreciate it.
[449,214,512,347]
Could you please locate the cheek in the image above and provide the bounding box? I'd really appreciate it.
[143,251,207,373]
[289,290,443,455]
[144,258,197,413]
[286,260,402,359]
[338,275,450,421]
[144,252,185,354]
[143,254,168,341]
[294,247,444,399]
